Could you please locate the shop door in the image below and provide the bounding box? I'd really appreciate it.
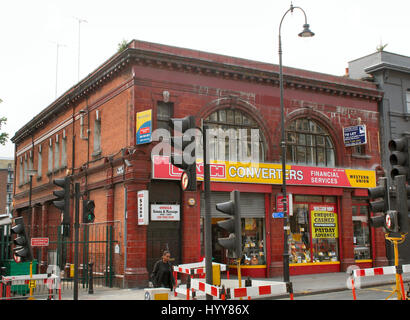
[147,181,181,274]
[147,221,181,275]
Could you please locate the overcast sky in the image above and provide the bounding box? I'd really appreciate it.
[1,0,409,158]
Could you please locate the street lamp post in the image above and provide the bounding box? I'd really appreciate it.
[278,4,314,284]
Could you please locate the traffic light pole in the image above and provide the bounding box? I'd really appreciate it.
[73,183,80,300]
[203,125,213,300]
[384,234,406,300]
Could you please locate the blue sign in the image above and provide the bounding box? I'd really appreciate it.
[343,125,367,147]
[272,212,284,218]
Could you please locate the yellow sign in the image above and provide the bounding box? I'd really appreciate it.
[311,211,338,239]
[29,280,36,289]
[152,155,377,189]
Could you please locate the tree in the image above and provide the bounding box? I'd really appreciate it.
[0,116,9,145]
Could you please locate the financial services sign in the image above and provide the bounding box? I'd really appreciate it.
[343,125,367,147]
[151,155,376,188]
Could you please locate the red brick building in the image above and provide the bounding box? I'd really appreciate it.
[12,40,387,287]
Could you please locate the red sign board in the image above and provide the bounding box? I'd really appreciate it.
[31,237,49,247]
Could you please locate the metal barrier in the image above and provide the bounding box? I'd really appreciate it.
[1,273,61,300]
[350,264,410,300]
[190,278,290,300]
[172,260,228,300]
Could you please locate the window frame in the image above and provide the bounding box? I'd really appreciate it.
[203,108,266,162]
[286,118,335,167]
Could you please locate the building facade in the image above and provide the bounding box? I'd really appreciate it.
[0,158,14,215]
[349,51,410,264]
[12,40,386,287]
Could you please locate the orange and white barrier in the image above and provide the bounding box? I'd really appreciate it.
[173,259,228,300]
[350,264,410,300]
[190,278,289,300]
[1,274,61,300]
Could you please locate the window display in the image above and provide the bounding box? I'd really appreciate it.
[241,218,266,265]
[288,196,339,264]
[210,217,266,266]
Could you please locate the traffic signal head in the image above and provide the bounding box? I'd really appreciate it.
[11,217,33,262]
[83,200,95,223]
[52,177,70,225]
[367,177,389,213]
[216,190,242,259]
[392,174,409,234]
[169,115,197,191]
[389,136,409,181]
[368,177,389,229]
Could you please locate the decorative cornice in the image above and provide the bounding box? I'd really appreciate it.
[12,44,383,145]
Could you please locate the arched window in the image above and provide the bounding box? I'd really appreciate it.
[204,109,265,162]
[286,118,335,167]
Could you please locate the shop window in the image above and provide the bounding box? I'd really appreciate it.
[204,108,265,162]
[289,196,339,264]
[286,118,335,167]
[208,217,266,266]
[242,218,266,266]
[352,201,371,260]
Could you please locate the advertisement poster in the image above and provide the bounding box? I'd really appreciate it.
[151,204,180,221]
[137,190,149,225]
[136,109,152,145]
[343,124,367,147]
[311,205,338,239]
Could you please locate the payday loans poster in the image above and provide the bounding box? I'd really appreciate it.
[310,204,338,239]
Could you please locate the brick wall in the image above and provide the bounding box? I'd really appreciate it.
[12,40,384,286]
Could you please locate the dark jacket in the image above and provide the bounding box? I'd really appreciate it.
[151,259,175,290]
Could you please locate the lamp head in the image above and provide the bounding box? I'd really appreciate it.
[298,24,315,37]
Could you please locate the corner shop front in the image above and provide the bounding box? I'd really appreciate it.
[152,155,377,277]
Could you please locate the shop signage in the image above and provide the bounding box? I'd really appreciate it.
[343,125,367,147]
[151,204,180,221]
[136,109,152,145]
[276,194,293,216]
[152,155,376,188]
[311,205,338,239]
[138,190,149,225]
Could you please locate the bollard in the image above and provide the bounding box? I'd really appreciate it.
[286,282,294,300]
[88,262,94,294]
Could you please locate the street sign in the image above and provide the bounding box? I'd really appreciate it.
[31,238,49,247]
[181,171,189,191]
[343,125,367,147]
[272,212,284,218]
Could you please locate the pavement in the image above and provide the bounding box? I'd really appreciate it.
[59,271,410,300]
